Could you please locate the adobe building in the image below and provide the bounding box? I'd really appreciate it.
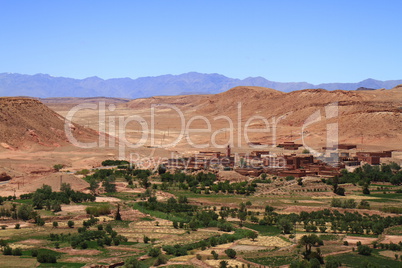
[356,151,393,165]
[323,144,357,150]
[278,142,303,150]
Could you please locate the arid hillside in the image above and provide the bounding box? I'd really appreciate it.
[123,85,402,149]
[0,97,99,151]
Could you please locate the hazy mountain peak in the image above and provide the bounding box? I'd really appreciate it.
[0,72,401,98]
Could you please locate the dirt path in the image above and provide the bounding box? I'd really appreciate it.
[189,257,215,268]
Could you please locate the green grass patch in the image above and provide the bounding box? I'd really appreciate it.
[131,202,189,222]
[243,223,281,236]
[13,199,33,204]
[319,234,340,241]
[338,252,402,268]
[367,198,396,203]
[369,193,402,199]
[120,241,139,246]
[140,217,155,221]
[37,248,63,258]
[109,220,132,228]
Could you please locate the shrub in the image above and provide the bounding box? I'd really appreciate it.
[86,204,111,216]
[310,258,321,268]
[148,247,161,257]
[3,246,12,255]
[80,241,88,249]
[53,221,58,228]
[224,248,236,259]
[53,164,64,171]
[143,235,150,244]
[67,220,74,228]
[97,239,104,247]
[358,245,372,256]
[31,249,38,257]
[154,254,168,266]
[104,237,112,246]
[219,261,228,268]
[325,257,342,268]
[123,256,141,268]
[37,252,57,263]
[362,186,370,195]
[35,216,45,226]
[14,224,20,229]
[335,187,345,196]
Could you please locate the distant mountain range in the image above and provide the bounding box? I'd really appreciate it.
[1,72,401,98]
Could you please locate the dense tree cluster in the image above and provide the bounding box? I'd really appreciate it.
[162,229,253,256]
[49,221,127,249]
[330,198,357,209]
[299,234,324,263]
[101,159,130,166]
[255,208,402,236]
[85,166,152,193]
[160,171,256,195]
[22,184,95,211]
[341,163,402,185]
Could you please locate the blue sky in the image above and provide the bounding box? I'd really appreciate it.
[0,0,401,84]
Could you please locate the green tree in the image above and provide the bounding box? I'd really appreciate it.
[148,247,161,257]
[224,248,236,259]
[154,255,168,266]
[115,203,122,221]
[219,261,228,268]
[67,220,74,228]
[310,258,321,268]
[325,257,342,268]
[89,179,99,195]
[247,231,258,241]
[143,235,150,244]
[157,165,166,175]
[37,252,57,263]
[53,164,64,171]
[358,245,372,256]
[103,179,116,193]
[278,218,293,234]
[299,234,323,258]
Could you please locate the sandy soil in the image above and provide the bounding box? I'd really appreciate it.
[344,236,377,245]
[95,196,121,202]
[379,250,400,259]
[380,235,402,244]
